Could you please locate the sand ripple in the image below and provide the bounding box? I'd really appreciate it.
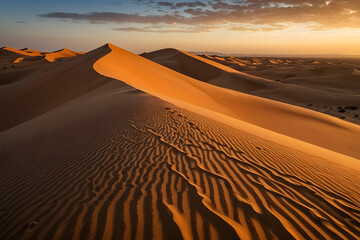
[1,103,359,239]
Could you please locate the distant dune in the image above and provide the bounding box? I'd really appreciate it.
[0,46,83,64]
[1,46,43,57]
[0,44,359,240]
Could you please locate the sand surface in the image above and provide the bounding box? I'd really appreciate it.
[0,44,359,240]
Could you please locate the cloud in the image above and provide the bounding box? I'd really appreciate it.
[39,12,185,24]
[38,0,360,32]
[175,1,207,8]
[229,24,290,32]
[157,2,174,7]
[157,1,207,9]
[114,25,215,33]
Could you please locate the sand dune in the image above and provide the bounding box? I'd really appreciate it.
[95,44,360,159]
[0,43,359,240]
[0,46,82,64]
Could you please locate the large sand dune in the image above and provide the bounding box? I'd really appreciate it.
[0,44,359,240]
[95,44,360,159]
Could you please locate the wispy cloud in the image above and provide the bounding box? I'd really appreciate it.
[114,25,217,33]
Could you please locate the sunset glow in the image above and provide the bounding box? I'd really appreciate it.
[1,0,360,55]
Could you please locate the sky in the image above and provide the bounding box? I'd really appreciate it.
[0,0,360,55]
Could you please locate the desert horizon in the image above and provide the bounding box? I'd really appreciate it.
[3,45,360,59]
[1,0,360,239]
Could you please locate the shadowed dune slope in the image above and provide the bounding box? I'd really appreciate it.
[1,84,359,239]
[94,44,360,159]
[0,45,117,131]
